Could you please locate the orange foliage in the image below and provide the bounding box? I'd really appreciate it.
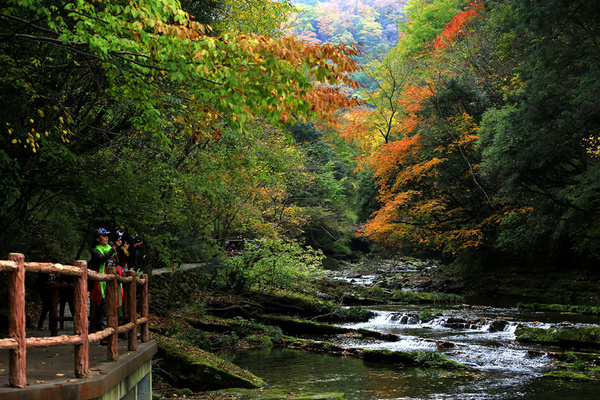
[339,108,386,154]
[370,134,424,186]
[431,0,484,54]
[395,85,432,137]
[359,108,490,253]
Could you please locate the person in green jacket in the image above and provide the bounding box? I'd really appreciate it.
[89,227,122,334]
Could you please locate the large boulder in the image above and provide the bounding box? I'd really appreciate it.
[363,349,467,369]
[153,333,266,390]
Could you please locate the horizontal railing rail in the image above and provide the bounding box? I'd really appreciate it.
[0,253,150,388]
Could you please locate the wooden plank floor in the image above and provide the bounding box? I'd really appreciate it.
[0,328,157,399]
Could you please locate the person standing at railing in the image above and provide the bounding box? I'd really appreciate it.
[35,272,54,330]
[89,227,121,336]
[128,230,143,271]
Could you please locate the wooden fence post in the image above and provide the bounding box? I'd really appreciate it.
[106,266,119,361]
[8,253,26,388]
[126,271,138,351]
[140,274,149,342]
[73,260,89,378]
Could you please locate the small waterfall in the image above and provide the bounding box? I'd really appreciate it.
[359,310,422,327]
[388,312,420,325]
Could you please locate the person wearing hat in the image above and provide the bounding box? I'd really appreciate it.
[89,227,122,335]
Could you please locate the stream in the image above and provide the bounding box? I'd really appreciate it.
[227,299,600,399]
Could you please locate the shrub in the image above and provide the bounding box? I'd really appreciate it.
[419,309,443,323]
[413,350,448,364]
[219,237,324,293]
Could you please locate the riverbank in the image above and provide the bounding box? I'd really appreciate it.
[149,288,470,399]
[323,257,600,306]
[148,257,600,398]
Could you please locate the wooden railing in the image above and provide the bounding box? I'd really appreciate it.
[0,253,150,388]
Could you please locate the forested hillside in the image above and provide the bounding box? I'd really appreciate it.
[342,0,600,270]
[286,0,407,52]
[0,0,363,271]
[1,0,599,276]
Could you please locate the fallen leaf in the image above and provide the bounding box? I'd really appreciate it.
[56,373,65,377]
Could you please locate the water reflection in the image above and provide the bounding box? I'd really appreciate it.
[230,347,480,400]
[231,347,599,399]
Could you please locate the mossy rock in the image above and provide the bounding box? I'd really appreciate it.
[517,303,600,315]
[543,370,599,382]
[515,326,600,348]
[292,394,346,400]
[208,388,287,399]
[166,388,194,396]
[284,337,362,357]
[260,315,353,335]
[547,350,600,363]
[357,328,399,342]
[208,388,346,399]
[153,333,266,390]
[363,349,466,369]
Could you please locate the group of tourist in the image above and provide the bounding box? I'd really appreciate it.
[89,226,143,335]
[37,226,144,340]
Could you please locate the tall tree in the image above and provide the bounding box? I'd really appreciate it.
[0,0,362,261]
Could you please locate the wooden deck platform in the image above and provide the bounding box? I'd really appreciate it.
[0,336,157,400]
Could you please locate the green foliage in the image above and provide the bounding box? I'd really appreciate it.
[391,290,463,304]
[0,0,363,266]
[183,0,295,36]
[419,309,443,323]
[219,237,324,293]
[287,122,360,255]
[472,0,600,263]
[413,350,448,364]
[354,169,380,224]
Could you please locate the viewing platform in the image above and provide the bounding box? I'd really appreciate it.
[0,339,157,400]
[0,253,156,400]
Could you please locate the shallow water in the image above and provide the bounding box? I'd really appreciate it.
[229,303,600,399]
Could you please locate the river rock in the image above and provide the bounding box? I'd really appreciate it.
[488,320,509,332]
[441,317,470,329]
[437,341,458,349]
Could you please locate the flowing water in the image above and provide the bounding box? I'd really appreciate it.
[228,300,600,399]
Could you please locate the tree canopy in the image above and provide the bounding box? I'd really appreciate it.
[2,0,599,274]
[346,0,600,268]
[0,0,363,264]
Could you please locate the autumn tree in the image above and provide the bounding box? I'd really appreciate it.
[352,0,496,258]
[0,0,363,262]
[350,0,600,270]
